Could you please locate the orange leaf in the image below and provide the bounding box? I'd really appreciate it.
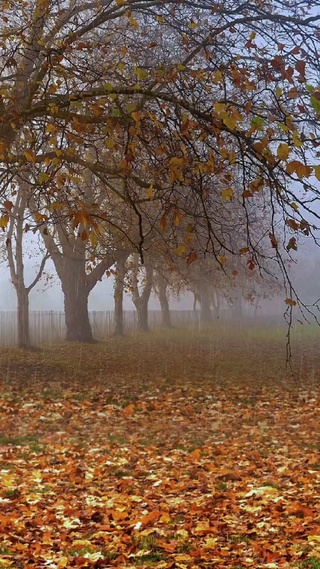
[0,215,9,228]
[24,149,36,162]
[160,511,172,523]
[285,298,297,306]
[169,156,185,182]
[269,233,278,248]
[247,259,255,270]
[242,189,253,198]
[285,218,300,231]
[295,60,306,76]
[160,216,167,230]
[112,509,128,521]
[286,160,312,178]
[189,448,201,461]
[3,200,13,212]
[141,510,161,526]
[123,403,135,416]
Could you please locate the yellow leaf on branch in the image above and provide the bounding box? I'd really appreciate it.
[314,165,320,180]
[277,143,290,160]
[221,188,234,202]
[24,149,36,162]
[169,157,185,182]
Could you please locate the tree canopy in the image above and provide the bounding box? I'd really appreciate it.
[1,0,320,333]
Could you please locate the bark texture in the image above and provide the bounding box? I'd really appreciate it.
[61,258,93,342]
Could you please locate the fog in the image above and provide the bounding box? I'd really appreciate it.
[0,256,193,312]
[0,231,319,326]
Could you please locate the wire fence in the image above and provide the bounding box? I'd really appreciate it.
[0,310,202,346]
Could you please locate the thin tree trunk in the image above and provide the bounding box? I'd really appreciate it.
[17,288,30,348]
[193,291,200,312]
[114,254,128,336]
[7,186,48,349]
[200,285,213,325]
[212,292,221,318]
[131,256,153,332]
[233,294,243,320]
[157,272,172,327]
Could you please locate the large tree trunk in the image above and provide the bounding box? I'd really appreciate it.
[114,254,128,336]
[38,216,122,342]
[157,272,172,327]
[17,288,30,349]
[60,258,94,342]
[136,300,149,332]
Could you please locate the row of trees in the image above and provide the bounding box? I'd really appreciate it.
[112,252,282,335]
[0,0,319,347]
[3,197,283,346]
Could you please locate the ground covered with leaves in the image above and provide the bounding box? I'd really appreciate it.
[1,325,320,569]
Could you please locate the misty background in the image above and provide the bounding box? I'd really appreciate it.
[1,233,318,319]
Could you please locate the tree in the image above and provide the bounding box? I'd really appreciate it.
[154,269,172,328]
[6,184,48,348]
[37,214,121,343]
[130,255,154,332]
[113,252,129,336]
[0,0,319,318]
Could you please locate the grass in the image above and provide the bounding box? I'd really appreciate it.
[0,547,12,556]
[134,536,167,565]
[1,323,320,569]
[0,322,319,390]
[0,434,40,446]
[297,559,320,569]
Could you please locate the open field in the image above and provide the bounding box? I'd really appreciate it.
[1,325,320,569]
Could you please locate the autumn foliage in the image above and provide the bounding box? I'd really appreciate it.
[0,0,319,259]
[1,328,320,569]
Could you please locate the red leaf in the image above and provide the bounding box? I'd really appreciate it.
[187,251,197,265]
[295,60,306,76]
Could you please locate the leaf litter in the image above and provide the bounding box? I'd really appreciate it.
[0,327,320,569]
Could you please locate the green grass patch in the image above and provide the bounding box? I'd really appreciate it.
[0,462,16,471]
[4,489,18,498]
[297,559,320,569]
[0,434,40,446]
[68,546,96,556]
[134,535,167,565]
[228,534,251,545]
[0,546,13,555]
